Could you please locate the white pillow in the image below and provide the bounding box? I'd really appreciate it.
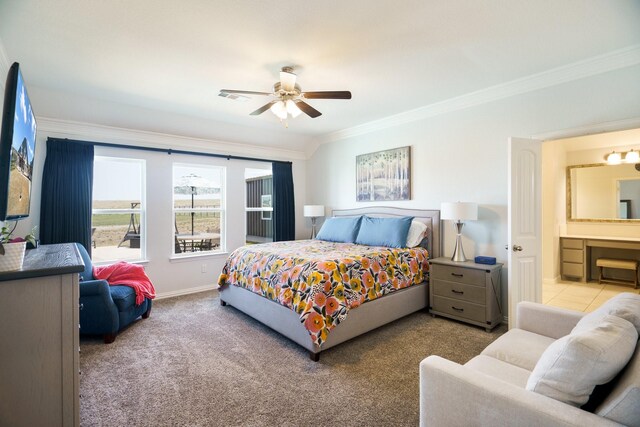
[406,220,428,247]
[574,292,640,334]
[526,314,638,407]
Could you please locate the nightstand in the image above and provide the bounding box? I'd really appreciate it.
[428,257,503,331]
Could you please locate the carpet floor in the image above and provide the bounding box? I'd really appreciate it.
[80,290,505,426]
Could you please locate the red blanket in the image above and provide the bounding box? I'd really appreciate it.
[93,262,156,305]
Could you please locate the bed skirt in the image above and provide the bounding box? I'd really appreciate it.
[219,281,428,359]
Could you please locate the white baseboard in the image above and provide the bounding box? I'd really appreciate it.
[155,284,219,300]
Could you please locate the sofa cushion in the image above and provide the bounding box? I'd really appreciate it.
[526,314,638,407]
[575,292,640,334]
[594,343,640,427]
[465,355,531,388]
[481,328,555,371]
[109,285,137,312]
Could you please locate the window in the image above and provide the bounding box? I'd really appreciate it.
[245,167,273,244]
[92,156,145,263]
[260,195,272,221]
[173,164,225,255]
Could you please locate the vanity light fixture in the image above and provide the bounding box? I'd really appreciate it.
[606,151,622,165]
[625,149,639,163]
[604,149,640,165]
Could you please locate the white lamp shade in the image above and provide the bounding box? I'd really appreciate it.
[304,205,325,218]
[441,202,478,221]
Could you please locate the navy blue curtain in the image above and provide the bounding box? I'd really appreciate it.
[272,162,295,241]
[40,139,94,252]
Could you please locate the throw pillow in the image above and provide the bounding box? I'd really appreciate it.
[574,292,640,334]
[405,220,428,247]
[355,216,413,248]
[315,216,362,243]
[526,314,638,407]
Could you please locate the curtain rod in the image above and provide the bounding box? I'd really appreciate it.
[46,137,293,165]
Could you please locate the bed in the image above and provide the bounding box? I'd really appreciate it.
[218,207,441,361]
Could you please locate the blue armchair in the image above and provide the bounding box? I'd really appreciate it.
[77,244,152,343]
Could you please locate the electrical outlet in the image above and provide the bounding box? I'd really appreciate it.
[201,264,207,273]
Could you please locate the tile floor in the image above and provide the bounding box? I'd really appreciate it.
[543,280,640,312]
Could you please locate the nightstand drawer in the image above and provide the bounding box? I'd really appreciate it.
[562,248,583,263]
[431,295,485,323]
[432,279,485,304]
[431,264,485,287]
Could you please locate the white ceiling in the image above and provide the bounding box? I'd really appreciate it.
[0,0,639,151]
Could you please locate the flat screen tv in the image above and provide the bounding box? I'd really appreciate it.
[0,62,37,221]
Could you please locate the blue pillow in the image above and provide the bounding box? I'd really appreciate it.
[315,216,362,243]
[355,216,414,248]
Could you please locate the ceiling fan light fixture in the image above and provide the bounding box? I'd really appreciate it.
[270,100,287,120]
[286,100,302,118]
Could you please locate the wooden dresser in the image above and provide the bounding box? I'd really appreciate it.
[0,243,84,427]
[428,257,503,331]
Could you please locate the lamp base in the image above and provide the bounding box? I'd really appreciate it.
[310,217,317,239]
[450,221,468,262]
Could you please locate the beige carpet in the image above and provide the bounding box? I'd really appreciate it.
[80,290,505,426]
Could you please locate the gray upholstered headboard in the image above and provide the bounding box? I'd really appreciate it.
[332,206,442,259]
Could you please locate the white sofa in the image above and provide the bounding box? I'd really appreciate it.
[420,300,640,427]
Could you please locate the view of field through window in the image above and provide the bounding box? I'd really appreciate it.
[91,157,144,262]
[173,164,224,254]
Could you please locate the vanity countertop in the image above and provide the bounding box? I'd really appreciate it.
[560,234,640,243]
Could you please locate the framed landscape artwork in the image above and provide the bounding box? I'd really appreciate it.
[356,146,411,201]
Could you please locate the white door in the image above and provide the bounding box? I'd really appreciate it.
[508,137,542,327]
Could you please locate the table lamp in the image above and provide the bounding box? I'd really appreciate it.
[304,205,325,239]
[441,202,478,262]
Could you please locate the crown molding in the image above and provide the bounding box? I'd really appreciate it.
[37,117,308,161]
[531,117,640,142]
[324,44,640,143]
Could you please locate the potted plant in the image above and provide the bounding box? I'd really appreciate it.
[0,225,37,272]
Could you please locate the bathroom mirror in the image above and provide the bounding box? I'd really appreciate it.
[567,163,640,222]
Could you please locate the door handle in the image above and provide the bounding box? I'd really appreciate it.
[513,245,523,252]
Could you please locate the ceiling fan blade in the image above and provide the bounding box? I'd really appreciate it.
[295,100,322,118]
[302,91,352,99]
[250,101,277,116]
[220,89,271,96]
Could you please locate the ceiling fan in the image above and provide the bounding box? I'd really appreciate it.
[219,66,351,122]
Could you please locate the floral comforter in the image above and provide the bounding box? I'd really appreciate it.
[218,240,429,346]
